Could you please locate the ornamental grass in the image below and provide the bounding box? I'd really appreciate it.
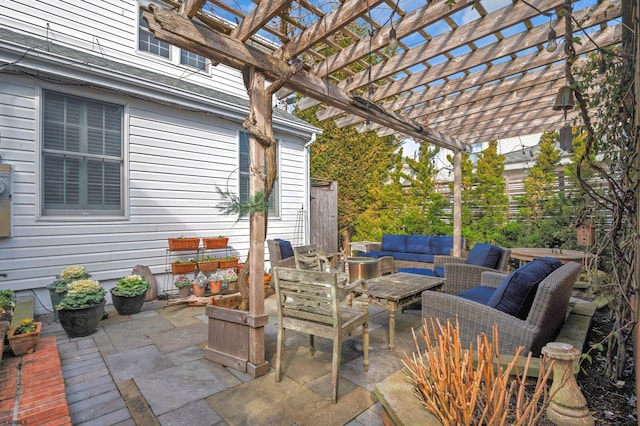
[403,319,559,426]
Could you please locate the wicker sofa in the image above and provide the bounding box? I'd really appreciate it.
[421,261,581,355]
[357,234,464,269]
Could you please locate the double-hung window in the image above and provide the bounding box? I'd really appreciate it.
[239,131,279,217]
[138,9,170,58]
[41,91,124,217]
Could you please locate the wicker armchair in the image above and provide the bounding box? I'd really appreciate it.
[421,262,581,355]
[435,246,511,294]
[267,239,296,269]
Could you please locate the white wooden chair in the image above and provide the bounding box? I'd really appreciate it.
[272,267,369,403]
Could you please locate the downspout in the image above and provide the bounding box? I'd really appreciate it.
[303,133,318,245]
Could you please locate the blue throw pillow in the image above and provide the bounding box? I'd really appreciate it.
[430,236,453,255]
[487,257,562,319]
[466,243,503,269]
[275,239,294,259]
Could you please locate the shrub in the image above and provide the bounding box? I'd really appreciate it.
[112,275,150,297]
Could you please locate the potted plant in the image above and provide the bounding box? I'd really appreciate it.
[202,235,229,249]
[208,271,223,295]
[221,268,238,292]
[174,275,192,298]
[47,265,90,321]
[197,256,218,273]
[192,272,208,297]
[171,259,197,274]
[57,279,106,338]
[7,318,41,356]
[110,275,151,315]
[167,236,200,251]
[218,255,239,270]
[0,289,15,322]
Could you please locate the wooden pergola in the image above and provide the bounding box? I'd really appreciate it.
[141,0,628,376]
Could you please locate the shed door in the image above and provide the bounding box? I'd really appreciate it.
[310,179,338,253]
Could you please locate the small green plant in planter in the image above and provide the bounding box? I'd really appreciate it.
[112,275,150,297]
[0,289,15,321]
[56,279,106,338]
[110,275,150,315]
[48,265,91,294]
[57,279,106,310]
[174,275,192,288]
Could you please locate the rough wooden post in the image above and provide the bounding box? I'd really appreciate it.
[542,342,594,426]
[453,149,462,256]
[246,70,270,378]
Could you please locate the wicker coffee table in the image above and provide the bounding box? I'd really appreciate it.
[353,272,445,351]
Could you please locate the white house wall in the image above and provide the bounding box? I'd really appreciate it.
[1,0,247,98]
[0,0,315,312]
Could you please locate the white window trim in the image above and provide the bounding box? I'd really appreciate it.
[35,85,130,222]
[136,1,211,76]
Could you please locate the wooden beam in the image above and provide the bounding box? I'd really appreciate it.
[277,0,386,60]
[299,0,565,112]
[335,24,620,128]
[230,0,292,42]
[178,0,206,18]
[317,1,620,121]
[142,5,465,150]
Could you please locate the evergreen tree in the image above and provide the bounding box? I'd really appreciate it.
[518,131,561,225]
[403,143,450,235]
[468,140,508,243]
[294,106,400,237]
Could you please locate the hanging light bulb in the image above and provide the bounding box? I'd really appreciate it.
[546,27,557,52]
[388,27,398,51]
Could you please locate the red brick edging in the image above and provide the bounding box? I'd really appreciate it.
[0,336,71,425]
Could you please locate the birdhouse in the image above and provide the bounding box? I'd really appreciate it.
[576,221,594,246]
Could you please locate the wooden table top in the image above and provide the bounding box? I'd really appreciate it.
[510,247,589,264]
[359,272,445,300]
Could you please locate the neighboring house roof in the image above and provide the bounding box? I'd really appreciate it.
[0,27,319,138]
[503,143,572,173]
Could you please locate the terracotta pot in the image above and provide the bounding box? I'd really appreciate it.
[192,283,206,297]
[202,237,228,249]
[218,258,238,269]
[7,322,42,356]
[209,280,222,295]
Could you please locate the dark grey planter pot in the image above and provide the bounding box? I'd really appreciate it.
[110,290,146,315]
[58,301,106,338]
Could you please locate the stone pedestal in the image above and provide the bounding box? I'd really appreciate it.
[542,342,594,426]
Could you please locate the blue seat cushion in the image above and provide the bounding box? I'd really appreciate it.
[458,286,495,304]
[359,251,396,259]
[467,243,503,269]
[398,267,436,276]
[487,257,562,319]
[393,252,434,263]
[275,239,294,259]
[381,235,406,252]
[433,266,445,277]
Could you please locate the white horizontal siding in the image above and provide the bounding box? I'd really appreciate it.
[0,74,309,311]
[0,0,247,97]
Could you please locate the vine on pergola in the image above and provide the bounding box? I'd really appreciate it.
[570,22,638,380]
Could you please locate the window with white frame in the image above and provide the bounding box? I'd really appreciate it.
[41,91,124,216]
[138,9,170,58]
[180,49,207,70]
[239,131,279,216]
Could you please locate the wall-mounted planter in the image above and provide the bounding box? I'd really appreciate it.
[203,237,228,249]
[168,238,201,251]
